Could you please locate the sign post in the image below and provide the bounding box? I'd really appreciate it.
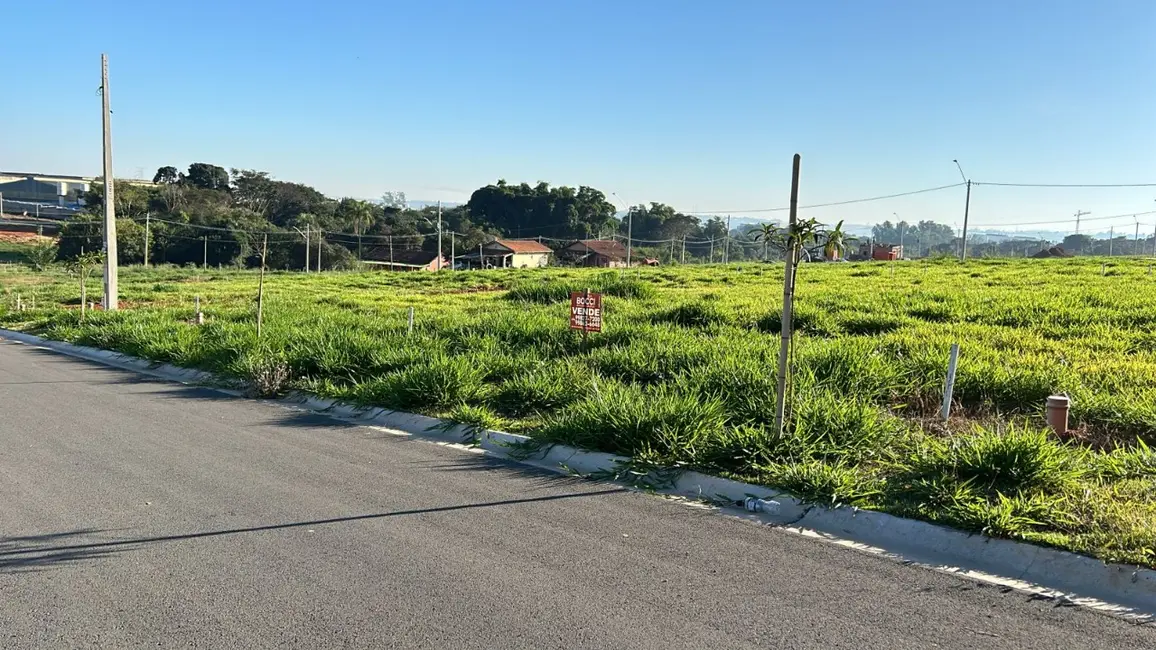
[570,289,602,338]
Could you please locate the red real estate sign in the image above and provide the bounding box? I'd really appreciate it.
[569,291,603,333]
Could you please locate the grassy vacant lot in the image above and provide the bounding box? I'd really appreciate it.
[2,257,1155,567]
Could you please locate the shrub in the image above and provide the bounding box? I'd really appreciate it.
[233,350,292,398]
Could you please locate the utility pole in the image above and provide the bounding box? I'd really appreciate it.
[143,211,150,267]
[294,226,310,272]
[450,231,455,270]
[100,54,119,310]
[681,236,686,264]
[953,160,971,262]
[626,206,633,267]
[389,235,394,268]
[1135,216,1140,255]
[1074,210,1090,254]
[203,236,208,267]
[316,229,322,272]
[436,201,443,270]
[774,154,802,436]
[1109,226,1114,257]
[723,215,732,264]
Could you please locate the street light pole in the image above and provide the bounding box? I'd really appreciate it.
[100,53,119,309]
[436,200,443,270]
[953,160,971,262]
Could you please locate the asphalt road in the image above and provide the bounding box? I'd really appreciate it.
[0,340,1152,649]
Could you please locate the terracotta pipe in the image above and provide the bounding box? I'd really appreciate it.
[1046,395,1070,435]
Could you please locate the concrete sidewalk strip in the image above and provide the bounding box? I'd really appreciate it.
[2,327,1154,622]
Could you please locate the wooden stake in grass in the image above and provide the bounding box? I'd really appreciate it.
[774,154,801,435]
[256,234,268,339]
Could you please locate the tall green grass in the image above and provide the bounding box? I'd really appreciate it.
[4,258,1156,565]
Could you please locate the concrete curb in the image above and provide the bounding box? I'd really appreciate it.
[2,328,1154,621]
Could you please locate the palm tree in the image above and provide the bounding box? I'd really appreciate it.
[822,220,857,261]
[751,223,783,260]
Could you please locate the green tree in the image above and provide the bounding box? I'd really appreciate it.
[183,163,230,191]
[66,251,104,318]
[821,220,857,260]
[152,166,179,184]
[751,223,783,260]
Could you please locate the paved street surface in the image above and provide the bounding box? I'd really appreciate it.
[0,340,1153,649]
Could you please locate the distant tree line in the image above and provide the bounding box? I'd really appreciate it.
[65,162,1113,267]
[56,163,796,268]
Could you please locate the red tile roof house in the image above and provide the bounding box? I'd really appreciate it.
[561,239,629,267]
[479,239,553,268]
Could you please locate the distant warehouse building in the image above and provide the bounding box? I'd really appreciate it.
[0,172,90,206]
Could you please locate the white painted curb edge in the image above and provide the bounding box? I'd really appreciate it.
[3,328,1153,620]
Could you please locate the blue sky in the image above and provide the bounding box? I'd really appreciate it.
[2,0,1153,232]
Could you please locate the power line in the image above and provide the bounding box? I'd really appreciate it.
[970,209,1156,229]
[685,182,965,215]
[974,181,1156,188]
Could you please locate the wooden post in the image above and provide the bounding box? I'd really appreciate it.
[582,287,590,342]
[774,154,801,435]
[256,234,267,338]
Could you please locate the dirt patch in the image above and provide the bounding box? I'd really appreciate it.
[0,230,52,245]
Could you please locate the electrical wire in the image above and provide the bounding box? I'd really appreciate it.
[970,209,1156,229]
[974,182,1156,188]
[684,183,965,215]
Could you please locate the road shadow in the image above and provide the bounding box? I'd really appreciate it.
[0,530,134,574]
[0,489,625,568]
[411,452,594,490]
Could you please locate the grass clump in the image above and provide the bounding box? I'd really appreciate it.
[651,301,731,329]
[363,356,485,412]
[538,381,727,463]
